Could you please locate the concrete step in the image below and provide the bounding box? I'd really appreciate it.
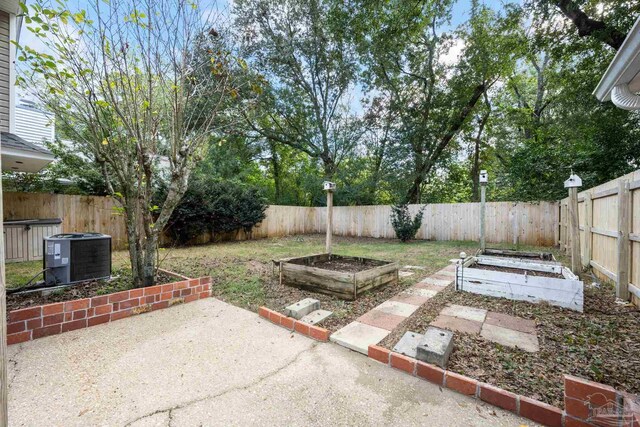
[284,298,320,320]
[299,309,333,326]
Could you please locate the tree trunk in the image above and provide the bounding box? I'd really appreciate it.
[268,141,282,203]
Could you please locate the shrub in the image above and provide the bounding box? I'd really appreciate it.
[163,177,267,244]
[390,203,424,242]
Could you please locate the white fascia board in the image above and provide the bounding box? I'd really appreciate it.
[1,146,55,162]
[594,15,640,102]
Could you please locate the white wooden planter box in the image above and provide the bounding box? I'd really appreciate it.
[456,256,584,312]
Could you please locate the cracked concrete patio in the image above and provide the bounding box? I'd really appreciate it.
[8,298,537,426]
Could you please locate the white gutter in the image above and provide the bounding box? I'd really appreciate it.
[593,15,640,108]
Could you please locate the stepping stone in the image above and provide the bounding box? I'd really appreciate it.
[485,312,536,334]
[376,300,419,317]
[390,292,430,306]
[399,270,415,278]
[419,277,451,287]
[417,327,454,369]
[299,309,333,326]
[330,321,389,354]
[284,298,320,320]
[404,287,439,299]
[431,314,482,335]
[358,309,406,331]
[403,265,426,270]
[431,273,454,282]
[414,282,445,292]
[441,304,487,323]
[480,323,539,353]
[393,331,424,358]
[436,269,456,277]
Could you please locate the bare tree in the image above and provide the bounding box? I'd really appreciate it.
[18,0,254,286]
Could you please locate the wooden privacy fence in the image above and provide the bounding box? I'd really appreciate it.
[253,201,558,246]
[2,192,559,252]
[559,169,640,306]
[3,192,128,250]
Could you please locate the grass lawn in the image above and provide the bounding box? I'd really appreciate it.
[153,234,567,312]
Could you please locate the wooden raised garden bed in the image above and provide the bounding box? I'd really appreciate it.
[277,254,399,300]
[456,255,584,312]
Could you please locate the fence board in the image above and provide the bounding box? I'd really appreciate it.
[560,169,640,306]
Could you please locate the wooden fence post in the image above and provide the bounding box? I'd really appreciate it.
[582,192,592,269]
[617,180,630,300]
[480,185,486,251]
[565,173,582,275]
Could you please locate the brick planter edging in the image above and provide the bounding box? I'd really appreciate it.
[7,277,212,345]
[368,345,564,427]
[368,345,640,427]
[258,307,330,342]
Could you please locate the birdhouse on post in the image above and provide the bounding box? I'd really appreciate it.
[479,170,488,251]
[565,172,582,274]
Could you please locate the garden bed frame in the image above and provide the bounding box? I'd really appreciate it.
[277,253,398,300]
[456,256,584,312]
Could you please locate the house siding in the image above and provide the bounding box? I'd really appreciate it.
[0,11,10,133]
[15,105,54,145]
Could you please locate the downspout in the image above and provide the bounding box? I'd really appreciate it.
[611,84,640,110]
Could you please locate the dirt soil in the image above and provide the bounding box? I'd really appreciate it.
[473,263,563,278]
[379,280,640,408]
[7,271,177,315]
[311,258,382,273]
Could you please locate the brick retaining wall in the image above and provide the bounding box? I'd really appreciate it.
[7,277,212,345]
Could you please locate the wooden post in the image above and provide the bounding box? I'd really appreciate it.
[325,189,333,254]
[480,185,486,251]
[582,192,592,269]
[568,187,581,275]
[616,180,630,300]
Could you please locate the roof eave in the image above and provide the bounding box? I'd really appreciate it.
[594,16,640,102]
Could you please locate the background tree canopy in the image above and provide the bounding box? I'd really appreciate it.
[20,0,640,208]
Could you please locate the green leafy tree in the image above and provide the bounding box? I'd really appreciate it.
[235,0,361,179]
[17,0,256,286]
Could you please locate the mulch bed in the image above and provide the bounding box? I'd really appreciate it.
[473,263,563,278]
[7,271,176,316]
[378,280,640,408]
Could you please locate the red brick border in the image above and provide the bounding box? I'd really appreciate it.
[7,277,212,345]
[258,307,330,342]
[366,347,640,427]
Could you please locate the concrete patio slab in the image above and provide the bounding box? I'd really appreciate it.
[329,321,389,354]
[7,298,534,426]
[441,304,487,323]
[358,310,406,331]
[480,323,540,353]
[431,314,482,335]
[392,331,424,358]
[485,312,537,334]
[376,300,420,317]
[414,282,446,292]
